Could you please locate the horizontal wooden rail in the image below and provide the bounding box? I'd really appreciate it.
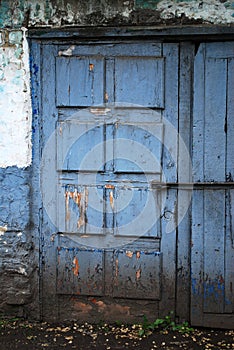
[151,182,234,190]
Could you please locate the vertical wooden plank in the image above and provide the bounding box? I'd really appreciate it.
[162,43,179,183]
[30,39,42,320]
[193,44,205,183]
[105,58,115,104]
[41,43,59,321]
[104,58,115,173]
[192,43,234,327]
[177,42,194,322]
[226,58,234,182]
[70,57,104,106]
[160,43,179,317]
[202,46,227,313]
[204,190,225,313]
[191,190,204,327]
[225,57,234,313]
[56,57,70,106]
[225,189,234,313]
[204,54,227,182]
[191,43,206,326]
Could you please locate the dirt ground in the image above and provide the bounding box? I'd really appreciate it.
[0,319,233,350]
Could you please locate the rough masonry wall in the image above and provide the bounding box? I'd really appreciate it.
[0,0,233,319]
[1,0,234,28]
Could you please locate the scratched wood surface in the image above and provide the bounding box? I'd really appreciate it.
[39,41,180,322]
[191,42,234,328]
[36,39,234,327]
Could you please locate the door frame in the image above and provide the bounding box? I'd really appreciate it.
[28,25,234,323]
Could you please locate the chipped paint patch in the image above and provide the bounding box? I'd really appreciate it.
[72,257,80,276]
[19,267,27,276]
[0,28,32,168]
[90,108,111,115]
[136,251,141,259]
[126,250,133,258]
[136,268,141,280]
[89,63,94,71]
[65,188,88,229]
[109,190,114,211]
[0,225,7,235]
[74,301,93,314]
[105,184,115,189]
[58,45,75,57]
[115,258,119,277]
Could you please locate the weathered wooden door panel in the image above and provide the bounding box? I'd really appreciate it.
[114,57,164,107]
[39,41,187,322]
[57,121,105,171]
[56,56,105,106]
[114,123,163,173]
[191,42,234,328]
[57,247,104,296]
[113,247,161,299]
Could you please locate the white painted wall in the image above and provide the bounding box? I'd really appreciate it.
[0,28,32,168]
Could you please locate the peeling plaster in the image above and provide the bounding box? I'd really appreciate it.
[0,225,7,235]
[0,1,233,29]
[26,0,234,25]
[58,45,75,57]
[0,28,32,168]
[157,0,234,24]
[19,267,27,276]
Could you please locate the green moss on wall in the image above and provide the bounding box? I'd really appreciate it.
[135,0,161,9]
[0,0,12,27]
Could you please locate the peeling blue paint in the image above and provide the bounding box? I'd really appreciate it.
[204,282,219,300]
[0,167,31,230]
[191,277,199,295]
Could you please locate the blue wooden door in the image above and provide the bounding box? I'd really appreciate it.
[38,41,191,322]
[191,42,234,328]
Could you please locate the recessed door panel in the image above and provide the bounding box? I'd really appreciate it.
[56,56,104,106]
[114,57,164,107]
